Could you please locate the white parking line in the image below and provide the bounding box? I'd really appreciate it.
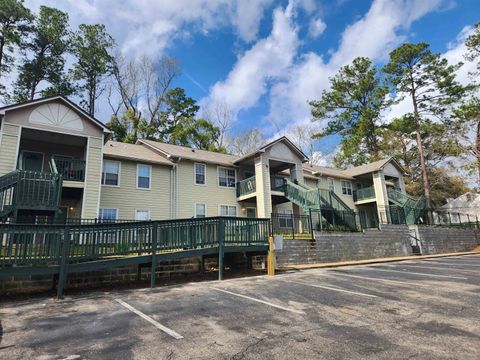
[212,287,305,314]
[115,299,184,339]
[392,264,479,274]
[280,279,379,298]
[330,272,434,287]
[424,260,480,267]
[362,268,468,280]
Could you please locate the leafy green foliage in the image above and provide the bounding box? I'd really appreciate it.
[310,57,389,167]
[0,0,33,92]
[12,6,73,101]
[71,24,115,115]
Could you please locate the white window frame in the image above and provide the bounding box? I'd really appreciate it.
[136,163,152,190]
[341,180,352,196]
[195,203,207,218]
[218,204,238,217]
[217,166,236,188]
[194,162,207,186]
[98,208,118,222]
[135,209,150,221]
[327,177,335,192]
[102,160,121,187]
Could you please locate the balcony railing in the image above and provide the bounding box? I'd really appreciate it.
[236,176,256,197]
[353,186,375,202]
[270,175,286,191]
[53,157,86,182]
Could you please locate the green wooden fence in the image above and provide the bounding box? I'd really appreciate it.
[0,216,270,296]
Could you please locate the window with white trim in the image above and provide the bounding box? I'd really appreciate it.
[135,209,150,221]
[102,160,120,186]
[137,164,151,189]
[218,167,236,188]
[195,163,206,185]
[219,205,237,217]
[195,203,206,218]
[277,209,293,228]
[99,208,117,222]
[341,180,352,195]
[327,178,335,192]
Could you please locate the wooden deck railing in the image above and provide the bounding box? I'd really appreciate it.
[0,217,270,268]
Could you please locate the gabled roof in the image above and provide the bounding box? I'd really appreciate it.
[233,136,308,164]
[303,164,354,180]
[138,139,239,166]
[342,158,407,177]
[0,95,111,133]
[103,141,173,166]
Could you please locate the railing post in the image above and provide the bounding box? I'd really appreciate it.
[218,218,225,280]
[57,226,70,298]
[267,236,275,276]
[151,222,158,288]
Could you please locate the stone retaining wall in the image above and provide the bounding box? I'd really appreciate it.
[276,224,479,267]
[0,253,259,296]
[276,224,412,267]
[413,225,479,255]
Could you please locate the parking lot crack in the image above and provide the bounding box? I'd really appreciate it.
[231,337,265,360]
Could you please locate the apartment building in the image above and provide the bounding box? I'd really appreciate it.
[0,96,425,227]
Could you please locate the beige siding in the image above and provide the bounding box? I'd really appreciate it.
[176,160,240,218]
[0,123,20,176]
[100,158,171,220]
[82,136,103,218]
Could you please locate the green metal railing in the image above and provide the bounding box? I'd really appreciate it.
[353,186,375,202]
[0,217,270,268]
[53,157,86,182]
[387,188,426,224]
[236,176,256,197]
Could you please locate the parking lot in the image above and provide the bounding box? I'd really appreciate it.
[1,254,479,360]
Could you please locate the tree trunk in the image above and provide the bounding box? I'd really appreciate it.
[0,37,4,78]
[476,120,480,188]
[411,92,432,211]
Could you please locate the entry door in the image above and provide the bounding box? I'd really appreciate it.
[22,152,43,171]
[246,207,256,218]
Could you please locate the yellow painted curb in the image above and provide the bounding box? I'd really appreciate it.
[278,251,480,270]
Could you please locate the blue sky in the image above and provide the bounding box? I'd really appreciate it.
[23,0,480,156]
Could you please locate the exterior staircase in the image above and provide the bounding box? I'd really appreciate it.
[281,179,357,230]
[0,163,62,222]
[387,188,426,225]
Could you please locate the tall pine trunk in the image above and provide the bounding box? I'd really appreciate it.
[411,90,433,212]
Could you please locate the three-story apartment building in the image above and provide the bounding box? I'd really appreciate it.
[0,96,425,227]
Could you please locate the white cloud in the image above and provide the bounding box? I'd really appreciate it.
[202,2,299,113]
[24,0,274,56]
[265,0,446,134]
[308,18,327,38]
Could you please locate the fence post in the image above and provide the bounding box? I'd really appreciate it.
[57,227,70,298]
[477,215,479,229]
[267,236,275,276]
[151,222,158,288]
[218,218,225,280]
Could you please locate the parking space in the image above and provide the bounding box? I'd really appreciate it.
[1,254,479,359]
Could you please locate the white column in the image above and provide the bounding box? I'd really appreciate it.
[255,155,272,218]
[373,171,389,223]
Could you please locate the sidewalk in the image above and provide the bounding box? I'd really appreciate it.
[278,250,480,270]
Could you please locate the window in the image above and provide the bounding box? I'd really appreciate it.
[277,209,293,228]
[102,160,120,186]
[135,209,150,221]
[327,178,335,192]
[219,205,237,217]
[195,163,206,185]
[341,180,352,195]
[195,203,206,218]
[218,167,236,188]
[99,208,117,222]
[137,164,151,189]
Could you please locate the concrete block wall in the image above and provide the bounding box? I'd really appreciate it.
[276,225,413,267]
[414,225,479,255]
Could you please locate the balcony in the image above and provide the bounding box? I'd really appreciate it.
[236,175,287,198]
[52,156,86,182]
[353,186,375,202]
